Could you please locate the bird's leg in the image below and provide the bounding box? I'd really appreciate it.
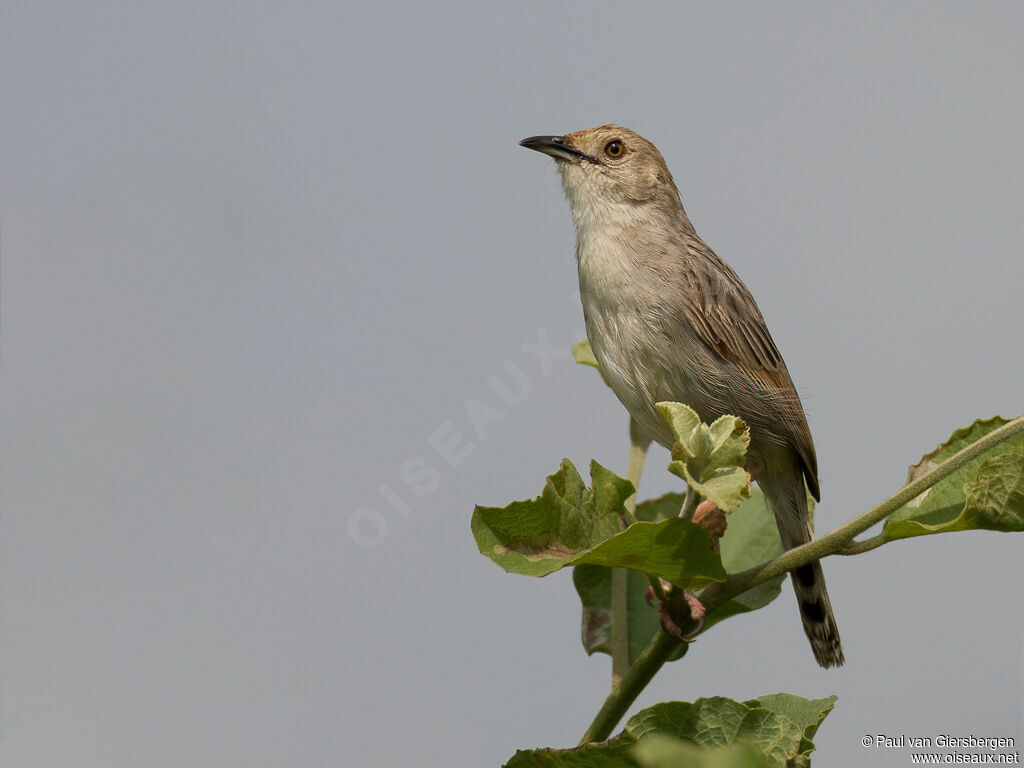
[644,584,706,641]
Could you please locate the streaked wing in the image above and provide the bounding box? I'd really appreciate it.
[681,240,820,500]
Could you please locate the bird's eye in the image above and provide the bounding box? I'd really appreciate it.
[604,140,624,158]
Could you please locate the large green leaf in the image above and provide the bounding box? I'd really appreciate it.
[473,460,725,587]
[471,459,629,577]
[635,492,687,524]
[625,699,797,765]
[504,741,635,768]
[881,417,1024,542]
[503,694,836,768]
[575,519,725,588]
[505,738,774,768]
[746,694,836,759]
[626,695,835,768]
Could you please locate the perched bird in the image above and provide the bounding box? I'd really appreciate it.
[520,125,844,668]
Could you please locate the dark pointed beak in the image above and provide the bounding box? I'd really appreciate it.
[519,135,595,163]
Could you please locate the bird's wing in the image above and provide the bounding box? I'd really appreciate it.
[681,241,820,500]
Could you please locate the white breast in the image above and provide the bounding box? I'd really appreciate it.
[574,215,682,445]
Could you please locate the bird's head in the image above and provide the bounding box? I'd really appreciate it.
[519,125,679,217]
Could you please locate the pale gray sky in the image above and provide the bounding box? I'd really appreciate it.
[3,3,1023,767]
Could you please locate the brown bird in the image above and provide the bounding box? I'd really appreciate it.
[520,125,844,668]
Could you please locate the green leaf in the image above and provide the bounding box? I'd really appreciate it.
[474,461,725,587]
[572,563,616,658]
[504,742,637,768]
[571,339,599,369]
[471,459,630,577]
[655,401,702,460]
[705,488,787,628]
[963,454,1024,524]
[706,414,753,472]
[657,403,752,512]
[624,699,799,764]
[573,519,725,588]
[572,340,612,388]
[656,405,750,474]
[635,492,686,523]
[882,417,1024,543]
[625,695,834,766]
[573,565,688,665]
[670,463,753,515]
[743,694,837,760]
[504,694,836,768]
[633,737,775,768]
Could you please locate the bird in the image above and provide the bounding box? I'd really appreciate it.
[519,125,844,668]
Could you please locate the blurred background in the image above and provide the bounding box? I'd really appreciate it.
[3,3,1022,766]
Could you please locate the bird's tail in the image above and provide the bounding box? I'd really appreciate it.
[761,471,845,668]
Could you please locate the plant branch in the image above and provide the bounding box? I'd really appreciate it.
[579,629,681,746]
[623,418,650,516]
[610,568,629,687]
[612,424,650,686]
[580,413,1024,743]
[679,487,697,521]
[704,414,1024,605]
[838,534,886,555]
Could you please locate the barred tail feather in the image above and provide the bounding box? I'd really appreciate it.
[789,558,845,668]
[761,469,845,668]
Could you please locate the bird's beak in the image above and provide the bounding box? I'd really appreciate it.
[519,135,595,163]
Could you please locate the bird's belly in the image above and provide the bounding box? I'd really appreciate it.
[581,297,700,447]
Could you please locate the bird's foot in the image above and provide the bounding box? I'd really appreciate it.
[645,582,706,642]
[643,582,665,607]
[642,500,722,643]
